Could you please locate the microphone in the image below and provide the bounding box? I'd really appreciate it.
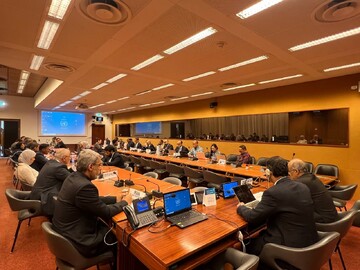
[292,153,295,159]
[146,179,160,191]
[113,171,124,187]
[146,179,163,198]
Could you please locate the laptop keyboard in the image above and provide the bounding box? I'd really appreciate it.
[167,210,207,225]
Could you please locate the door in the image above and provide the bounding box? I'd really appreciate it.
[91,124,105,145]
[170,122,185,139]
[1,119,20,156]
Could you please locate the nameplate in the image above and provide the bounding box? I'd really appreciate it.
[102,171,118,180]
[129,188,146,200]
[203,187,217,207]
[218,159,226,165]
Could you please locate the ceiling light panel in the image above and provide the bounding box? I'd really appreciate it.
[37,20,60,49]
[236,0,283,19]
[289,27,360,52]
[131,54,164,71]
[323,62,360,72]
[222,84,256,91]
[17,70,30,93]
[258,74,303,84]
[135,90,152,96]
[80,90,92,96]
[30,55,45,70]
[163,27,218,55]
[151,101,165,105]
[171,96,189,101]
[118,96,130,101]
[182,71,216,82]
[106,73,127,83]
[48,0,72,20]
[106,100,117,104]
[139,104,151,107]
[190,92,214,97]
[92,82,108,90]
[152,83,174,91]
[218,56,268,72]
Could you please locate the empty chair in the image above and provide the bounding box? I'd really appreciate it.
[350,200,360,227]
[203,170,228,190]
[316,210,359,270]
[143,171,159,179]
[256,157,268,166]
[329,184,357,211]
[166,163,185,179]
[130,156,143,173]
[123,166,133,172]
[140,158,153,172]
[314,164,339,178]
[163,177,182,186]
[42,221,114,269]
[304,161,314,173]
[5,189,43,252]
[183,166,204,187]
[192,186,208,192]
[260,231,340,270]
[226,154,238,164]
[148,160,168,179]
[206,248,259,270]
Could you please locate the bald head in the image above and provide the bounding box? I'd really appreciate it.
[55,148,71,165]
[288,158,307,180]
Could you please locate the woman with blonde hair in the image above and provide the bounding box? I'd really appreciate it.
[14,149,39,185]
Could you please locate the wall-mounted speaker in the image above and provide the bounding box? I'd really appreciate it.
[210,101,218,108]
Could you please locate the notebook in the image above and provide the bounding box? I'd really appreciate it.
[163,189,208,228]
[220,181,239,199]
[233,185,262,208]
[133,197,158,228]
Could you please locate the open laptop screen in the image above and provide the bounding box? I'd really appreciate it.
[222,181,239,198]
[163,189,192,216]
[233,185,256,203]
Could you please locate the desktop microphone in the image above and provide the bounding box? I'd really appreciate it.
[292,153,295,159]
[146,179,163,198]
[124,180,153,199]
[113,171,124,187]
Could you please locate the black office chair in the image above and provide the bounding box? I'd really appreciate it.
[148,160,168,179]
[256,157,268,166]
[314,164,339,178]
[130,156,143,173]
[350,200,360,227]
[304,161,314,173]
[206,247,259,270]
[226,154,238,164]
[260,231,340,270]
[329,184,357,211]
[184,166,204,186]
[166,163,185,180]
[5,189,43,252]
[316,210,359,270]
[203,170,228,190]
[42,221,114,270]
[139,158,153,172]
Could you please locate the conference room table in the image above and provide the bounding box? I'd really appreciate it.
[93,166,263,270]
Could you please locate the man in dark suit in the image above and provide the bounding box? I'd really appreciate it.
[30,148,71,215]
[143,140,156,152]
[126,138,135,150]
[237,156,318,258]
[174,140,189,157]
[54,137,67,148]
[53,149,132,260]
[31,143,50,171]
[162,139,174,154]
[288,158,338,223]
[134,137,142,149]
[102,145,125,168]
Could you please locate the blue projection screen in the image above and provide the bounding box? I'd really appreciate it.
[40,111,86,136]
[135,122,162,134]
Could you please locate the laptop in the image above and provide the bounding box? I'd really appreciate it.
[220,181,239,199]
[233,185,262,208]
[168,149,175,156]
[216,154,226,161]
[196,152,207,160]
[133,197,158,228]
[163,189,208,228]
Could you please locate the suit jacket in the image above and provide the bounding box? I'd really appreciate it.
[144,144,156,152]
[31,151,48,171]
[134,142,142,149]
[55,141,67,148]
[30,160,71,215]
[102,152,125,168]
[296,173,338,223]
[237,177,318,254]
[126,141,135,150]
[175,146,189,155]
[52,171,127,257]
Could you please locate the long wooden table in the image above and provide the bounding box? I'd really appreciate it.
[94,167,262,270]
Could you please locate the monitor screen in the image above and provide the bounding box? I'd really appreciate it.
[222,181,239,198]
[135,122,162,134]
[163,189,191,216]
[40,111,86,136]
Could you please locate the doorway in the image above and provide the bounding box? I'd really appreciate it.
[170,122,185,139]
[91,124,105,145]
[0,119,20,156]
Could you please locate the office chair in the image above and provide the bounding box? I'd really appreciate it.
[207,247,259,270]
[143,171,159,179]
[329,184,358,211]
[130,156,143,173]
[5,189,43,252]
[316,210,359,270]
[304,161,314,173]
[120,154,131,166]
[166,163,185,179]
[41,222,114,270]
[20,180,33,191]
[314,164,339,178]
[226,154,238,164]
[148,160,168,179]
[123,166,133,172]
[256,157,268,167]
[183,166,204,186]
[192,186,208,192]
[260,231,340,270]
[203,170,228,190]
[350,200,360,227]
[163,177,182,186]
[139,158,153,172]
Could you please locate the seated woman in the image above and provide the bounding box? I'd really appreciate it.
[14,149,39,186]
[207,143,220,160]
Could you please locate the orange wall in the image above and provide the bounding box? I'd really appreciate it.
[113,73,360,199]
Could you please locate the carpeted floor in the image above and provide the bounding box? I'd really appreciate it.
[0,158,359,270]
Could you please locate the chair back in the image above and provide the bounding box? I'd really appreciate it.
[256,157,268,166]
[203,170,227,189]
[140,158,151,167]
[192,186,208,192]
[148,160,166,170]
[350,200,360,227]
[5,189,41,214]
[314,164,339,178]
[166,163,184,175]
[329,184,358,201]
[226,154,238,163]
[183,166,203,179]
[304,161,314,173]
[143,172,159,179]
[130,156,141,165]
[163,177,182,186]
[260,231,340,270]
[124,166,133,172]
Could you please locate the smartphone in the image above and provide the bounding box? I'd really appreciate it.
[190,193,197,205]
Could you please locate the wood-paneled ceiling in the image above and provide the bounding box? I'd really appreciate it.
[0,0,359,113]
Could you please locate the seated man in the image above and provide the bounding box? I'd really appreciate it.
[31,143,50,171]
[297,135,307,144]
[288,159,338,223]
[162,139,174,154]
[188,140,204,158]
[53,149,132,259]
[143,140,156,152]
[102,145,125,168]
[174,140,189,156]
[126,138,135,150]
[134,137,142,149]
[93,138,103,153]
[237,156,318,257]
[30,148,71,215]
[236,145,251,166]
[55,137,67,148]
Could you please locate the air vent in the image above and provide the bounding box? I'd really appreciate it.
[220,82,237,88]
[76,0,132,25]
[314,0,360,22]
[44,63,75,73]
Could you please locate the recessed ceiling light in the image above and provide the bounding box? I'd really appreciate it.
[190,92,214,97]
[92,82,108,90]
[236,0,283,19]
[152,83,174,91]
[131,54,164,71]
[135,90,152,96]
[118,96,130,101]
[170,96,189,101]
[222,83,256,91]
[106,73,127,83]
[139,103,151,107]
[258,74,303,84]
[48,0,72,20]
[163,27,218,55]
[289,26,360,52]
[218,56,268,72]
[182,71,216,82]
[17,71,30,93]
[37,20,60,49]
[106,100,117,104]
[71,95,82,101]
[89,103,105,109]
[323,62,360,72]
[30,55,45,70]
[80,90,91,96]
[151,101,165,105]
